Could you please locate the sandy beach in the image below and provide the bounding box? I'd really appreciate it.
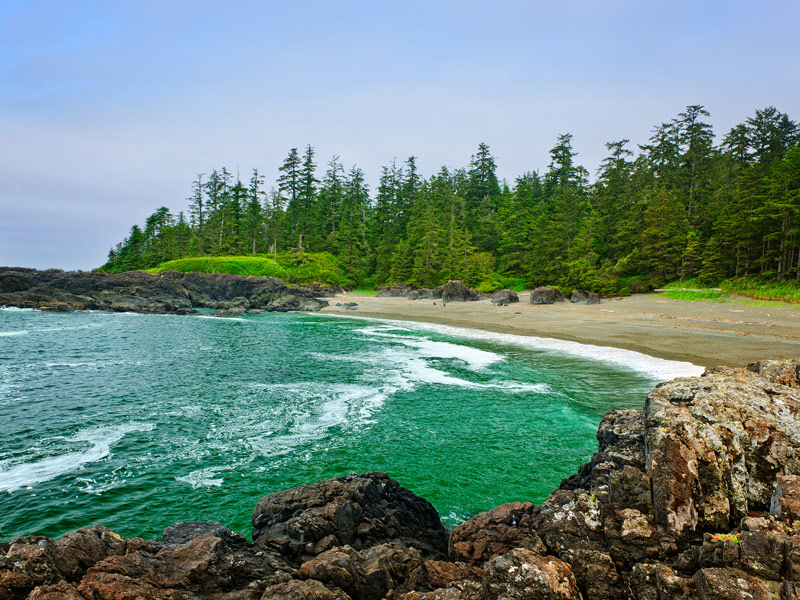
[320,292,800,368]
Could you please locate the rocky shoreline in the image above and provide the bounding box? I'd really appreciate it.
[2,359,800,599]
[0,268,330,314]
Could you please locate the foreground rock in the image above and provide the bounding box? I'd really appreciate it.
[529,287,564,305]
[5,362,800,599]
[489,289,518,305]
[0,267,328,313]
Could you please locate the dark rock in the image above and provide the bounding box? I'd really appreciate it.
[161,521,243,546]
[376,284,415,298]
[407,288,435,300]
[449,502,543,565]
[260,578,351,600]
[251,472,448,562]
[625,563,695,600]
[553,288,565,302]
[0,268,328,314]
[437,281,480,303]
[400,581,483,600]
[482,548,581,600]
[694,567,782,599]
[405,560,483,593]
[586,293,600,305]
[489,289,519,304]
[530,287,556,305]
[569,290,588,303]
[341,302,358,311]
[0,526,127,600]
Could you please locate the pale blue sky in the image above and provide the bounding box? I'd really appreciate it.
[1,0,798,269]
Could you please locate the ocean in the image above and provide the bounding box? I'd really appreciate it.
[0,307,702,540]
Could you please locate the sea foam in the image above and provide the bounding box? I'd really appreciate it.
[319,314,705,381]
[0,423,154,493]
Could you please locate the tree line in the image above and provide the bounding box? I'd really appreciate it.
[101,105,800,293]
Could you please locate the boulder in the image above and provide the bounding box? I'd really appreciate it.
[586,293,600,305]
[645,367,800,538]
[569,290,588,303]
[529,287,556,305]
[449,502,543,565]
[770,475,800,522]
[482,549,581,600]
[260,578,351,600]
[489,289,519,304]
[437,281,479,303]
[251,472,448,562]
[747,357,800,387]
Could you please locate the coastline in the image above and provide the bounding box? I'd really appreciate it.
[320,291,800,369]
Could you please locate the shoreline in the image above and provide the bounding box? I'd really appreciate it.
[320,292,800,369]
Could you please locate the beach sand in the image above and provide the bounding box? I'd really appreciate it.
[320,292,800,368]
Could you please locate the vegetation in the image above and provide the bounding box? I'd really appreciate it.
[657,290,724,302]
[151,256,288,279]
[101,105,800,294]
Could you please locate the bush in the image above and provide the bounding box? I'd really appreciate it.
[153,256,289,279]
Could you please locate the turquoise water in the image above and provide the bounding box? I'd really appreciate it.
[0,308,701,541]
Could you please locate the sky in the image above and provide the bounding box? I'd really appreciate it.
[1,0,798,270]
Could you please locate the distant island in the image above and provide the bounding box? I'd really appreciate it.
[98,105,800,302]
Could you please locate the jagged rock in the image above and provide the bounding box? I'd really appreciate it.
[437,281,479,303]
[76,531,291,599]
[161,521,242,546]
[569,290,588,303]
[449,502,543,565]
[482,548,581,600]
[625,563,695,600]
[0,526,127,600]
[376,284,415,298]
[260,578,351,600]
[747,357,800,387]
[340,302,358,311]
[300,543,423,600]
[558,550,624,600]
[27,581,86,599]
[489,289,519,304]
[400,581,483,600]
[0,268,329,314]
[645,367,800,538]
[553,288,565,302]
[530,287,557,305]
[694,567,782,599]
[770,475,800,522]
[251,472,448,562]
[586,293,600,305]
[405,561,483,593]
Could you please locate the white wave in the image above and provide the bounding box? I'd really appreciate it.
[0,331,27,337]
[0,306,34,312]
[175,467,224,488]
[319,314,704,381]
[0,423,154,493]
[400,339,503,370]
[196,315,250,322]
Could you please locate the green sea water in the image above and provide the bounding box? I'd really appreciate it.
[0,308,702,541]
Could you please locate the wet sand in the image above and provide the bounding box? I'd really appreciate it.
[320,292,800,368]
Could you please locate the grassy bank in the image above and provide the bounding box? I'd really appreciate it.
[659,278,800,304]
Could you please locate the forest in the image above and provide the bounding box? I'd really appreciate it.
[100,105,800,294]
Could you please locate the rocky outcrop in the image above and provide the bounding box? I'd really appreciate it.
[376,284,416,298]
[569,290,588,303]
[489,290,518,305]
[6,362,800,599]
[0,268,328,313]
[251,472,448,562]
[586,293,600,305]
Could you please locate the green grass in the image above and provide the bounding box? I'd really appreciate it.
[350,288,378,295]
[274,252,356,288]
[152,256,289,278]
[721,278,800,304]
[657,289,725,302]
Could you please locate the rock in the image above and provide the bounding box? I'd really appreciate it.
[341,302,358,311]
[747,357,800,387]
[251,472,448,562]
[0,268,329,314]
[437,281,479,303]
[300,543,423,600]
[260,578,351,600]
[553,288,565,302]
[407,288,435,300]
[449,502,543,565]
[405,561,483,592]
[26,581,86,599]
[160,521,243,546]
[482,548,582,600]
[400,581,483,600]
[76,531,292,599]
[694,567,782,599]
[0,526,127,600]
[644,367,800,538]
[586,293,600,305]
[569,290,588,303]
[770,475,800,522]
[530,287,557,305]
[625,563,695,600]
[376,284,415,298]
[489,289,519,304]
